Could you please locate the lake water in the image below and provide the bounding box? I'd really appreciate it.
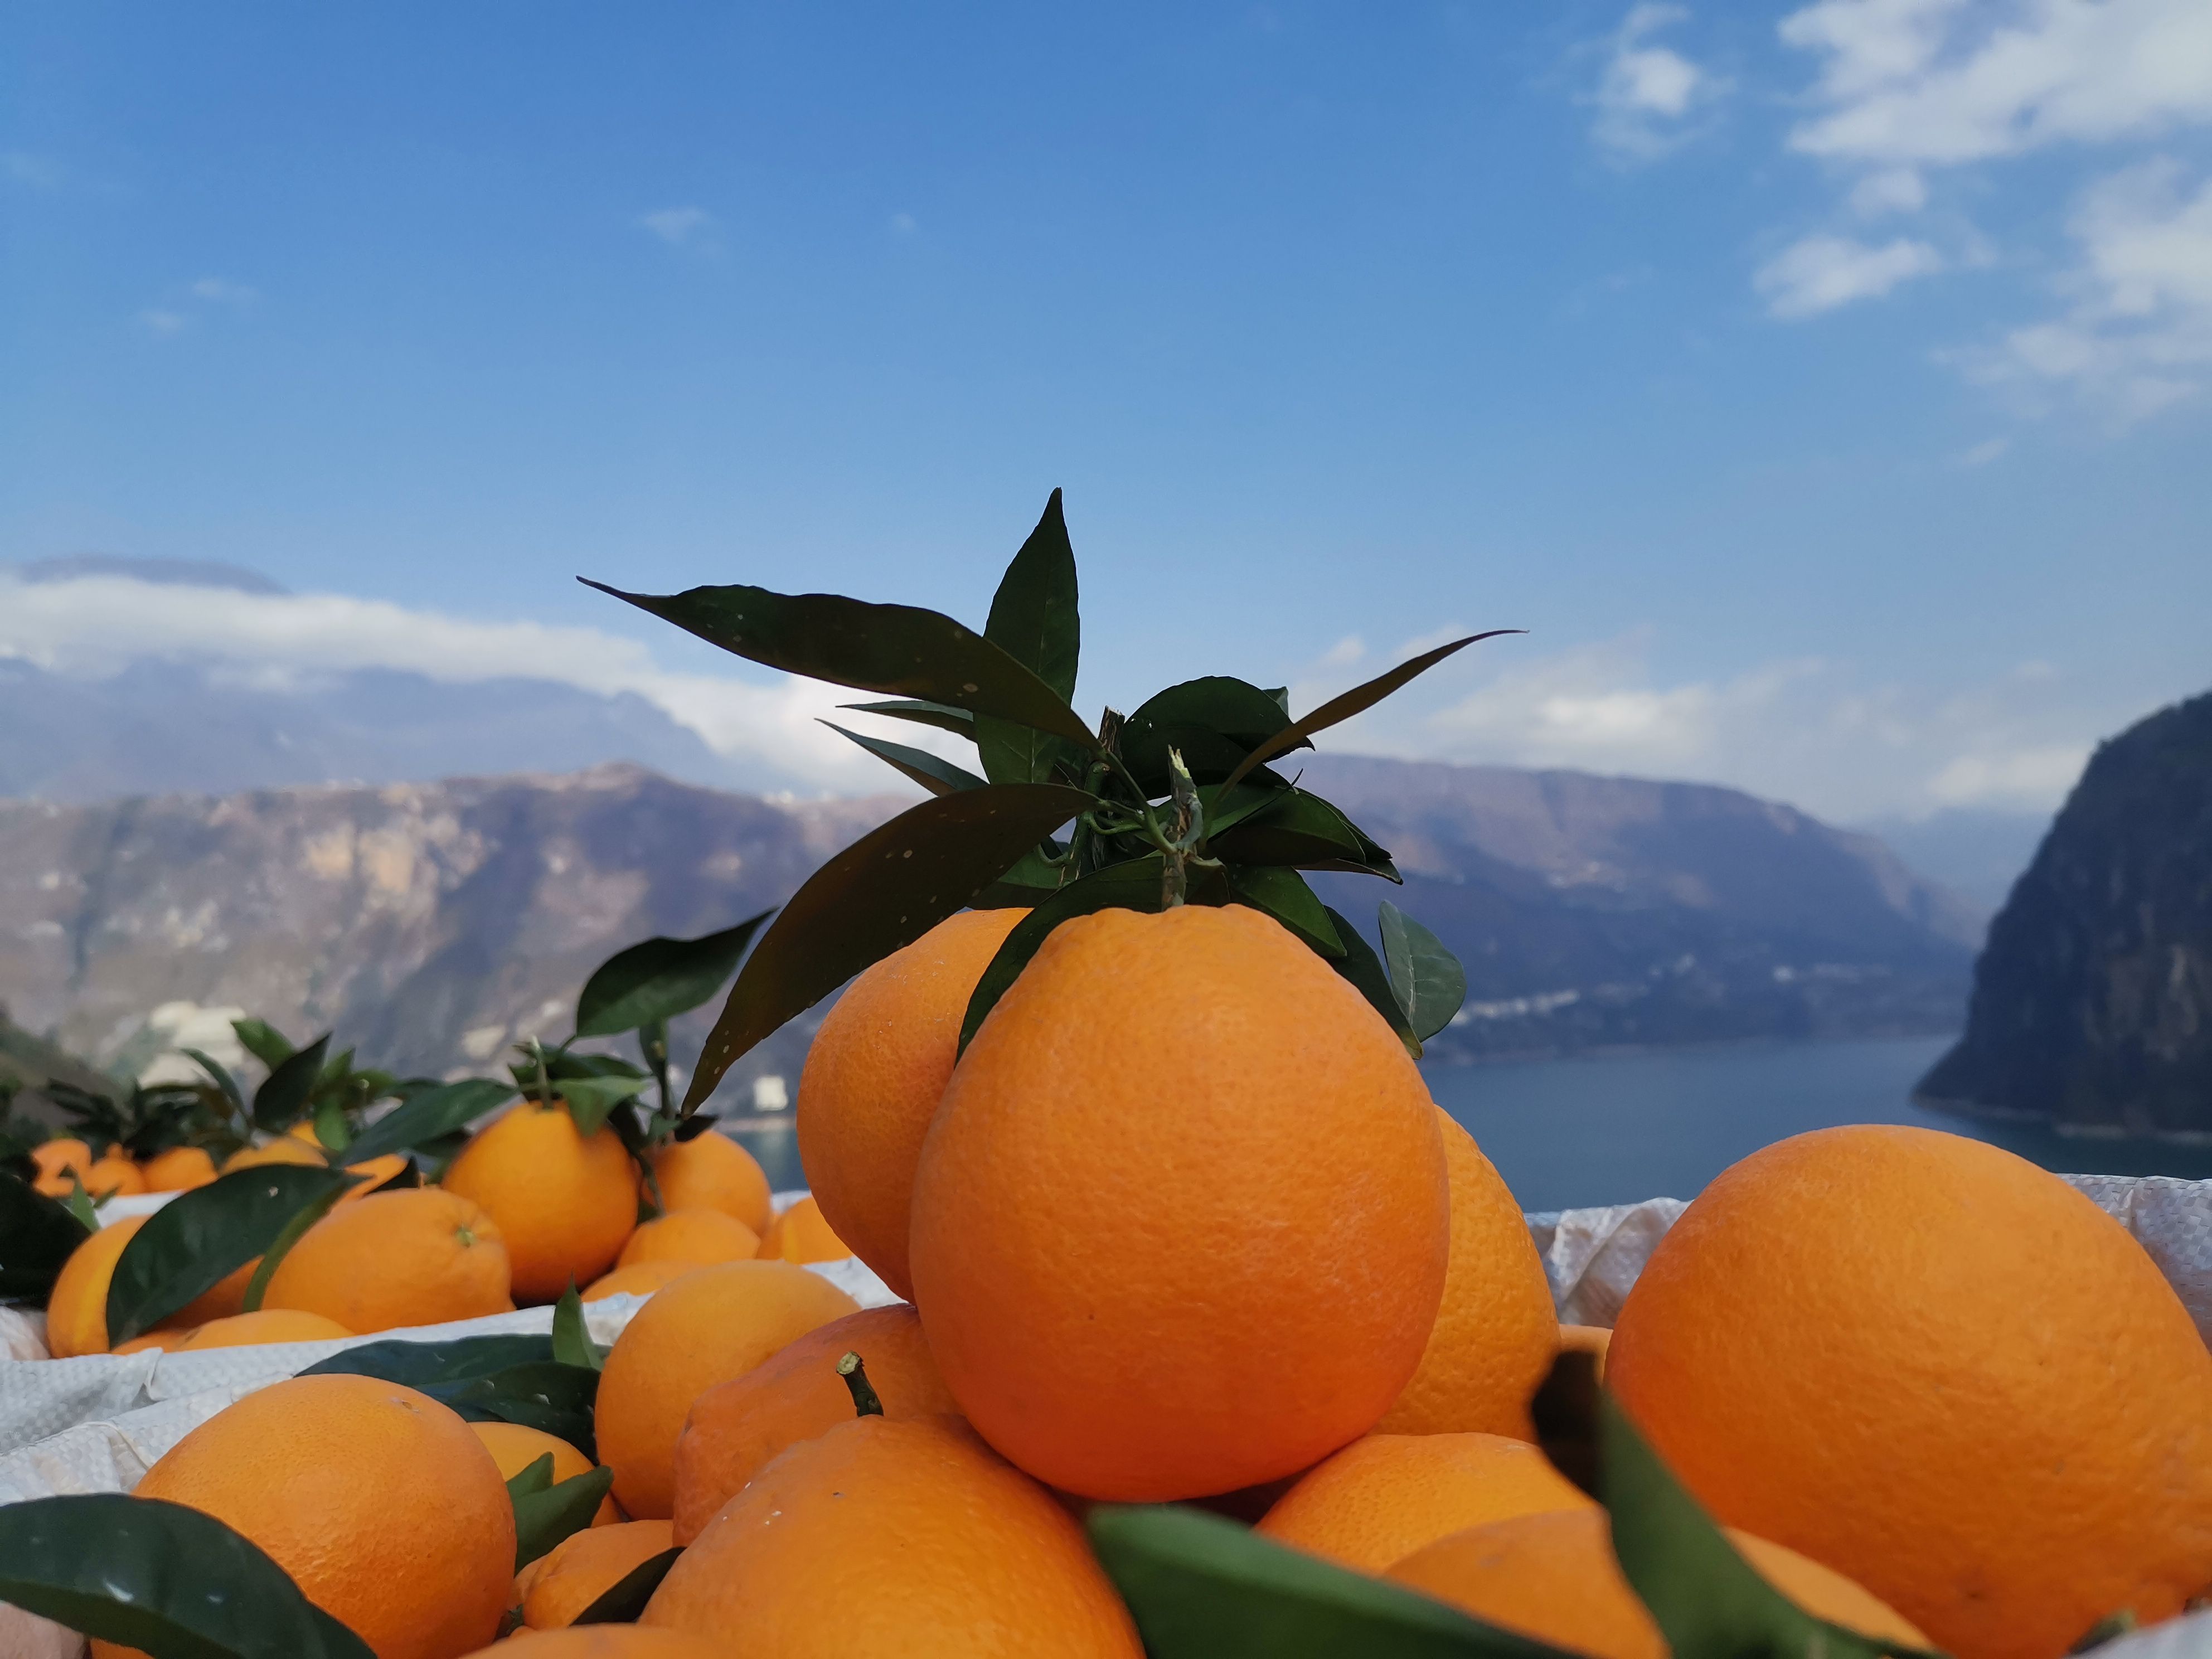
[727,1032,2212,1214]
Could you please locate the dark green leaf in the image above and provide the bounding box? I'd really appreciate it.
[551,1283,606,1372]
[106,1166,360,1343]
[820,721,988,797]
[506,1452,556,1500]
[183,1048,246,1114]
[342,1079,517,1164]
[575,913,774,1039]
[512,1464,615,1571]
[303,1338,600,1457]
[1087,1503,1575,1659]
[62,1175,98,1232]
[230,1018,296,1072]
[839,697,977,740]
[1219,630,1523,797]
[959,856,1166,1051]
[0,1493,374,1659]
[1212,788,1395,877]
[250,1034,332,1134]
[686,782,1097,1107]
[1120,676,1312,793]
[558,1075,648,1137]
[1598,1393,1944,1659]
[976,489,1083,785]
[1321,905,1423,1059]
[571,1546,683,1625]
[311,1096,352,1154]
[580,578,1098,750]
[300,1333,552,1387]
[1227,866,1345,957]
[1380,901,1468,1042]
[239,1175,362,1316]
[0,1171,92,1305]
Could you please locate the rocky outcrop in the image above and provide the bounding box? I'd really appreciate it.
[1918,691,2212,1136]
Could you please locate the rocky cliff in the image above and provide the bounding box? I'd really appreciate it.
[1918,691,2212,1136]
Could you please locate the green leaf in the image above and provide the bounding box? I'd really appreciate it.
[1212,788,1398,878]
[579,576,1098,751]
[558,1074,648,1137]
[1379,901,1469,1043]
[506,1452,557,1500]
[239,1174,361,1316]
[512,1464,615,1571]
[0,1171,93,1306]
[251,1033,332,1134]
[341,1078,517,1163]
[311,1095,352,1154]
[300,1332,552,1386]
[838,697,977,740]
[820,721,988,797]
[183,1047,246,1114]
[1219,630,1524,797]
[571,1546,683,1625]
[959,855,1166,1051]
[1227,866,1345,957]
[1120,677,1311,793]
[976,489,1083,786]
[1086,1503,1576,1659]
[303,1338,600,1457]
[685,782,1097,1108]
[62,1173,98,1232]
[230,1018,297,1072]
[1598,1393,1945,1659]
[106,1165,360,1343]
[1320,905,1423,1059]
[551,1283,606,1371]
[575,912,774,1039]
[0,1493,374,1659]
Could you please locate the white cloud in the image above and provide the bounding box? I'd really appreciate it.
[190,277,258,304]
[1320,634,1366,668]
[1753,233,1946,316]
[888,212,918,234]
[639,206,714,246]
[1849,166,1928,215]
[1927,744,2091,808]
[1956,435,2011,464]
[137,309,187,337]
[1589,4,1730,162]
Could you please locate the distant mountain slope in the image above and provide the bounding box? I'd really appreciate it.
[1918,690,2212,1136]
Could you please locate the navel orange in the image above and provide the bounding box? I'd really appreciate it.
[31,1137,93,1196]
[442,1102,639,1303]
[594,1259,858,1519]
[648,1131,772,1235]
[46,1215,145,1357]
[908,903,1449,1501]
[757,1195,849,1264]
[1558,1323,1611,1379]
[469,1420,619,1527]
[263,1187,513,1332]
[221,1138,327,1172]
[138,1146,217,1193]
[643,1414,1142,1658]
[617,1209,760,1269]
[671,1303,958,1544]
[581,1260,698,1302]
[82,1154,146,1199]
[795,905,1027,1298]
[1609,1124,2212,1659]
[176,1309,352,1349]
[1255,1432,1592,1572]
[460,1631,727,1659]
[520,1520,675,1629]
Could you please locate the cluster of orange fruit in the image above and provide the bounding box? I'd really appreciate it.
[37,901,2212,1659]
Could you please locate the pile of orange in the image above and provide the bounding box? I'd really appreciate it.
[31,900,2212,1659]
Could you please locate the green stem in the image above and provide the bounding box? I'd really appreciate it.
[836,1351,885,1418]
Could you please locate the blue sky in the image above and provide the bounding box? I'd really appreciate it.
[4,1,2209,823]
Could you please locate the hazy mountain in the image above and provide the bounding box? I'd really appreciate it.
[1850,808,2051,916]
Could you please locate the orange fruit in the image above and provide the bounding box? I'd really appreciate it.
[222,1138,327,1172]
[165,1258,257,1328]
[470,1422,619,1527]
[113,1330,191,1355]
[1255,1432,1593,1572]
[442,1102,640,1303]
[909,903,1449,1501]
[139,1146,217,1192]
[82,1154,147,1199]
[104,1373,515,1659]
[1559,1323,1610,1379]
[581,1261,699,1302]
[340,1151,413,1201]
[795,905,1027,1298]
[643,1414,1142,1657]
[46,1215,146,1357]
[32,1137,93,1190]
[1608,1124,2212,1659]
[756,1195,848,1264]
[521,1519,676,1629]
[617,1209,760,1269]
[595,1260,858,1520]
[460,1631,728,1659]
[1375,1110,1556,1438]
[1388,1507,1929,1659]
[263,1187,513,1333]
[648,1131,772,1235]
[672,1303,959,1544]
[177,1309,353,1349]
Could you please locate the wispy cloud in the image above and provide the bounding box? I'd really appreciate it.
[639,205,714,246]
[190,277,259,304]
[1754,234,1945,317]
[1,151,62,190]
[1588,4,1729,162]
[137,309,187,337]
[1956,436,2011,466]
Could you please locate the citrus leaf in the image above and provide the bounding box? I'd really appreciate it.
[304,1339,600,1456]
[63,1175,98,1231]
[571,1546,683,1625]
[182,1047,246,1114]
[0,1493,374,1659]
[1598,1393,1947,1659]
[230,1017,296,1072]
[1379,901,1468,1042]
[300,1332,552,1386]
[555,1075,648,1137]
[512,1464,614,1571]
[1219,630,1523,797]
[686,782,1097,1108]
[959,855,1167,1052]
[1212,789,1395,877]
[106,1165,360,1343]
[0,1171,92,1305]
[1120,677,1312,793]
[575,912,774,1039]
[1226,866,1345,957]
[579,578,1098,751]
[250,1034,332,1134]
[977,489,1083,785]
[311,1096,352,1154]
[1320,905,1422,1059]
[1086,1503,1576,1659]
[840,697,977,739]
[550,1283,606,1372]
[820,721,988,797]
[239,1173,361,1314]
[341,1079,517,1164]
[506,1452,557,1500]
